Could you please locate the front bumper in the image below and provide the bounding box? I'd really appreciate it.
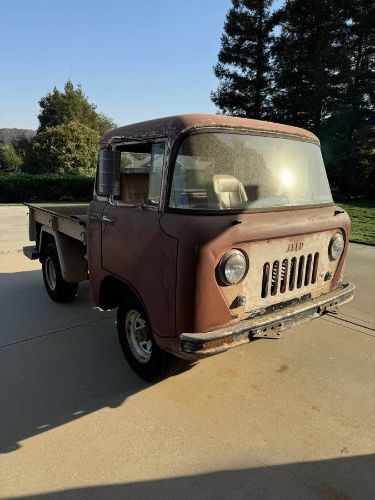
[180,282,354,359]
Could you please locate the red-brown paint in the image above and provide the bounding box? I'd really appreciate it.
[86,114,351,356]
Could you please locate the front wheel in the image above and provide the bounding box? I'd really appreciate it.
[41,243,78,303]
[117,298,171,382]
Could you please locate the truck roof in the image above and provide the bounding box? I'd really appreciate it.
[100,113,319,147]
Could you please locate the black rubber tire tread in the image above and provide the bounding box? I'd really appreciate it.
[117,296,179,382]
[41,243,78,303]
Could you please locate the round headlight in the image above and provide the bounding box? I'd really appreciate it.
[329,233,344,260]
[218,249,248,285]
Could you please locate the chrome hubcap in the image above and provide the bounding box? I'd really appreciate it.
[45,256,57,291]
[126,309,152,364]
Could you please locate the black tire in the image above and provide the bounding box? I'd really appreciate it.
[117,296,173,382]
[41,243,78,303]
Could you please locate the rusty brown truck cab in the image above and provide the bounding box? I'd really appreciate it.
[24,114,354,381]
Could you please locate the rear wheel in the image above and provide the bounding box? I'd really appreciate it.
[117,297,172,382]
[41,243,78,303]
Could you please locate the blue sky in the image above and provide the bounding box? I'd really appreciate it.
[1,0,282,130]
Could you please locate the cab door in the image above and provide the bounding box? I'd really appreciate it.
[100,142,177,337]
[101,141,165,276]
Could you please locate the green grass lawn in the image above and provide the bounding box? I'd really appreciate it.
[338,200,375,246]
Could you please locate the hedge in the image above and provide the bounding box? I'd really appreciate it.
[0,174,95,203]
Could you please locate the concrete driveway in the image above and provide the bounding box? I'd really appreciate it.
[0,206,374,499]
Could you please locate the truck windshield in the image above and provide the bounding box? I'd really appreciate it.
[169,132,333,211]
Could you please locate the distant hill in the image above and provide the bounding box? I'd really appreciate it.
[0,128,35,144]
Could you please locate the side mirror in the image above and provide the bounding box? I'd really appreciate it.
[97,150,121,197]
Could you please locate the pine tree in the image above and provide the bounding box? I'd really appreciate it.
[211,0,274,119]
[271,0,349,133]
[321,0,374,196]
[343,0,374,135]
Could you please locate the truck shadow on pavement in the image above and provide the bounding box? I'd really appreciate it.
[7,454,375,499]
[0,270,190,454]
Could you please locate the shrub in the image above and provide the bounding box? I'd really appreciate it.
[0,174,94,203]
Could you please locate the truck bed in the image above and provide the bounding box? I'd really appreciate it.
[25,203,89,244]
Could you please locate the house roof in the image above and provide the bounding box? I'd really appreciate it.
[100,113,319,147]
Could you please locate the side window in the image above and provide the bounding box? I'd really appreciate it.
[148,143,165,206]
[116,142,165,206]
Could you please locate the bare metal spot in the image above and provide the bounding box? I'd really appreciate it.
[276,364,288,373]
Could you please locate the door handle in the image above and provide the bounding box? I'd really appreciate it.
[101,215,115,224]
[89,213,101,221]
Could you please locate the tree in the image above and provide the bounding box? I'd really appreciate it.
[38,81,115,136]
[12,135,32,160]
[0,144,23,172]
[342,0,374,137]
[27,122,99,176]
[271,0,349,133]
[211,0,374,196]
[319,0,374,196]
[211,0,274,119]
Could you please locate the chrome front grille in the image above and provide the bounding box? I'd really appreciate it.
[261,253,319,298]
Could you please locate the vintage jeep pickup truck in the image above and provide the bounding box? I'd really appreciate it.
[24,114,354,380]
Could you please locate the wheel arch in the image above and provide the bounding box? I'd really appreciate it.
[99,275,151,324]
[38,227,55,256]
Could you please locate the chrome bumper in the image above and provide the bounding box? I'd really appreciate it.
[180,282,354,359]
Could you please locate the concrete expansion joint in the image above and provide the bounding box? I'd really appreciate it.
[0,314,116,350]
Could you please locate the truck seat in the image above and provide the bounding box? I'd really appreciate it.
[213,175,248,209]
[120,173,149,204]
